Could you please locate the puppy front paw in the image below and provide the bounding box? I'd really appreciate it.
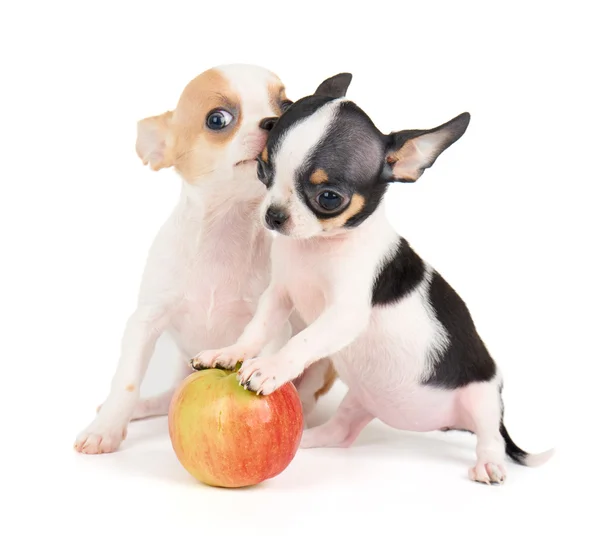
[190,344,253,371]
[237,355,303,395]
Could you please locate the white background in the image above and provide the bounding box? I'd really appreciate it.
[1,1,598,537]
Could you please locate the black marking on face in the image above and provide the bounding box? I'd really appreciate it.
[423,271,497,388]
[257,95,338,192]
[371,237,426,306]
[282,100,389,229]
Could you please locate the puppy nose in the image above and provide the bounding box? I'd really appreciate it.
[265,206,289,230]
[259,117,278,131]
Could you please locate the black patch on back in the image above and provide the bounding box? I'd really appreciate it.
[372,237,426,306]
[423,271,497,389]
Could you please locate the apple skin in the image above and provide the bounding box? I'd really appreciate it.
[168,368,303,488]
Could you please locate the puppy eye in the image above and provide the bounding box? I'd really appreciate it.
[317,191,343,211]
[280,100,293,113]
[206,109,233,130]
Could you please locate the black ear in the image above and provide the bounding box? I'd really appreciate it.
[314,73,353,98]
[385,112,471,183]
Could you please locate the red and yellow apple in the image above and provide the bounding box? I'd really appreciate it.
[168,366,303,488]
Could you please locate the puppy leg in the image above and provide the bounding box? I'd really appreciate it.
[130,390,174,421]
[75,307,170,454]
[293,358,337,419]
[238,299,370,395]
[191,283,292,370]
[130,355,193,420]
[300,391,373,448]
[288,311,337,418]
[458,382,507,485]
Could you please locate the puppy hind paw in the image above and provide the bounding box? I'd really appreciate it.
[74,424,128,454]
[469,462,507,485]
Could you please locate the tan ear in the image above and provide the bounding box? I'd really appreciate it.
[135,111,174,171]
[386,112,470,183]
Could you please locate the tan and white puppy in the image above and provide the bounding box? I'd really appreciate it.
[75,64,336,454]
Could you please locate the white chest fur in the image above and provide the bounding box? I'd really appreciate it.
[271,210,455,431]
[139,182,272,356]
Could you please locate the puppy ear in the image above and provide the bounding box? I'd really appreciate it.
[135,111,174,171]
[314,73,353,98]
[385,112,470,183]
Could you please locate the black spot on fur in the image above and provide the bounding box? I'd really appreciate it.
[372,237,426,306]
[423,272,497,388]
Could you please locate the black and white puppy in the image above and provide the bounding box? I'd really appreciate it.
[192,75,554,484]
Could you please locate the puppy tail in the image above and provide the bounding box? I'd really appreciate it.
[499,421,555,467]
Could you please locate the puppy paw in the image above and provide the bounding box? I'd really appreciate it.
[469,461,507,485]
[74,419,128,454]
[237,355,302,395]
[300,426,341,449]
[190,344,252,371]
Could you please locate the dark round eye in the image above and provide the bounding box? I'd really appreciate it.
[281,100,293,112]
[206,109,233,130]
[317,191,343,211]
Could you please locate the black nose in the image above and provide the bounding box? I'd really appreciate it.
[259,117,278,131]
[265,206,289,229]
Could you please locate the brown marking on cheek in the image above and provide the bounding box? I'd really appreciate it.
[310,169,328,185]
[268,81,288,116]
[169,68,243,183]
[314,360,337,399]
[319,193,366,230]
[125,384,135,392]
[261,147,268,162]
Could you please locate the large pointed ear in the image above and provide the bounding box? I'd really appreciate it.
[314,73,353,98]
[135,111,174,171]
[385,112,470,183]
